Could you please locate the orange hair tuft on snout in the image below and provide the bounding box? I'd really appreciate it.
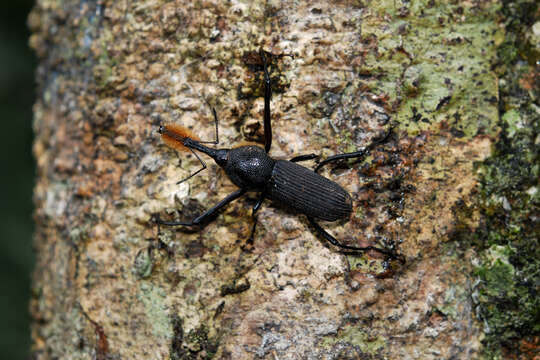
[160,123,200,152]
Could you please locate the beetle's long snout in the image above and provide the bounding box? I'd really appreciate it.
[178,138,229,167]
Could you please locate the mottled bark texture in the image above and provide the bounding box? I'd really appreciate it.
[29,0,538,359]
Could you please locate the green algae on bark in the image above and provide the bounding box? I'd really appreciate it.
[469,103,539,358]
[455,1,540,357]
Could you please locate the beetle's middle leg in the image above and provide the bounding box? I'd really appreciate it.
[289,153,319,163]
[314,127,394,173]
[244,191,266,249]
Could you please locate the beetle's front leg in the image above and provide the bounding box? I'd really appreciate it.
[155,189,246,228]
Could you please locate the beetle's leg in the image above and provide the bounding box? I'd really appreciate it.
[307,216,403,262]
[150,214,173,255]
[246,191,267,247]
[260,49,272,153]
[314,149,369,173]
[252,191,266,215]
[289,153,320,163]
[156,189,246,227]
[314,127,394,173]
[153,213,162,237]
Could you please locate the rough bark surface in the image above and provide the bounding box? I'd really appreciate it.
[29,0,537,359]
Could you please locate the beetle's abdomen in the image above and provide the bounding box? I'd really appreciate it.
[267,160,352,221]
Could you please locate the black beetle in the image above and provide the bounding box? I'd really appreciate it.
[155,49,400,261]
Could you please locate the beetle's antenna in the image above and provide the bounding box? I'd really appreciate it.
[197,106,219,146]
[159,123,228,169]
[159,124,214,184]
[176,148,209,184]
[159,123,201,152]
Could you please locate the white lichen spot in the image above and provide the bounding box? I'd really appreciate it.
[44,183,68,218]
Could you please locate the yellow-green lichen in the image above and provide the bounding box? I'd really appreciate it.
[348,255,388,274]
[359,0,502,138]
[321,325,386,355]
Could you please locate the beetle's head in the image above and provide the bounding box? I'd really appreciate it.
[213,149,229,167]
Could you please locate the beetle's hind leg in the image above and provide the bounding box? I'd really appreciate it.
[307,216,403,262]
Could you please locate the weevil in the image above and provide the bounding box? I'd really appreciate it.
[154,49,401,261]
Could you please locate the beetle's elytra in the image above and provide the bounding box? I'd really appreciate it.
[268,159,352,222]
[155,49,401,262]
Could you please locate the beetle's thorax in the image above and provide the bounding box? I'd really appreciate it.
[219,145,274,190]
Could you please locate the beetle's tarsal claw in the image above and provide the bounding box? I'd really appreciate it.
[151,213,163,225]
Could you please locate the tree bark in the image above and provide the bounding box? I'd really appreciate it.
[29,0,538,359]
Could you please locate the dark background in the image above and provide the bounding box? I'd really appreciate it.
[0,1,36,359]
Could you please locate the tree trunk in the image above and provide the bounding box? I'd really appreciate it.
[29,0,538,359]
